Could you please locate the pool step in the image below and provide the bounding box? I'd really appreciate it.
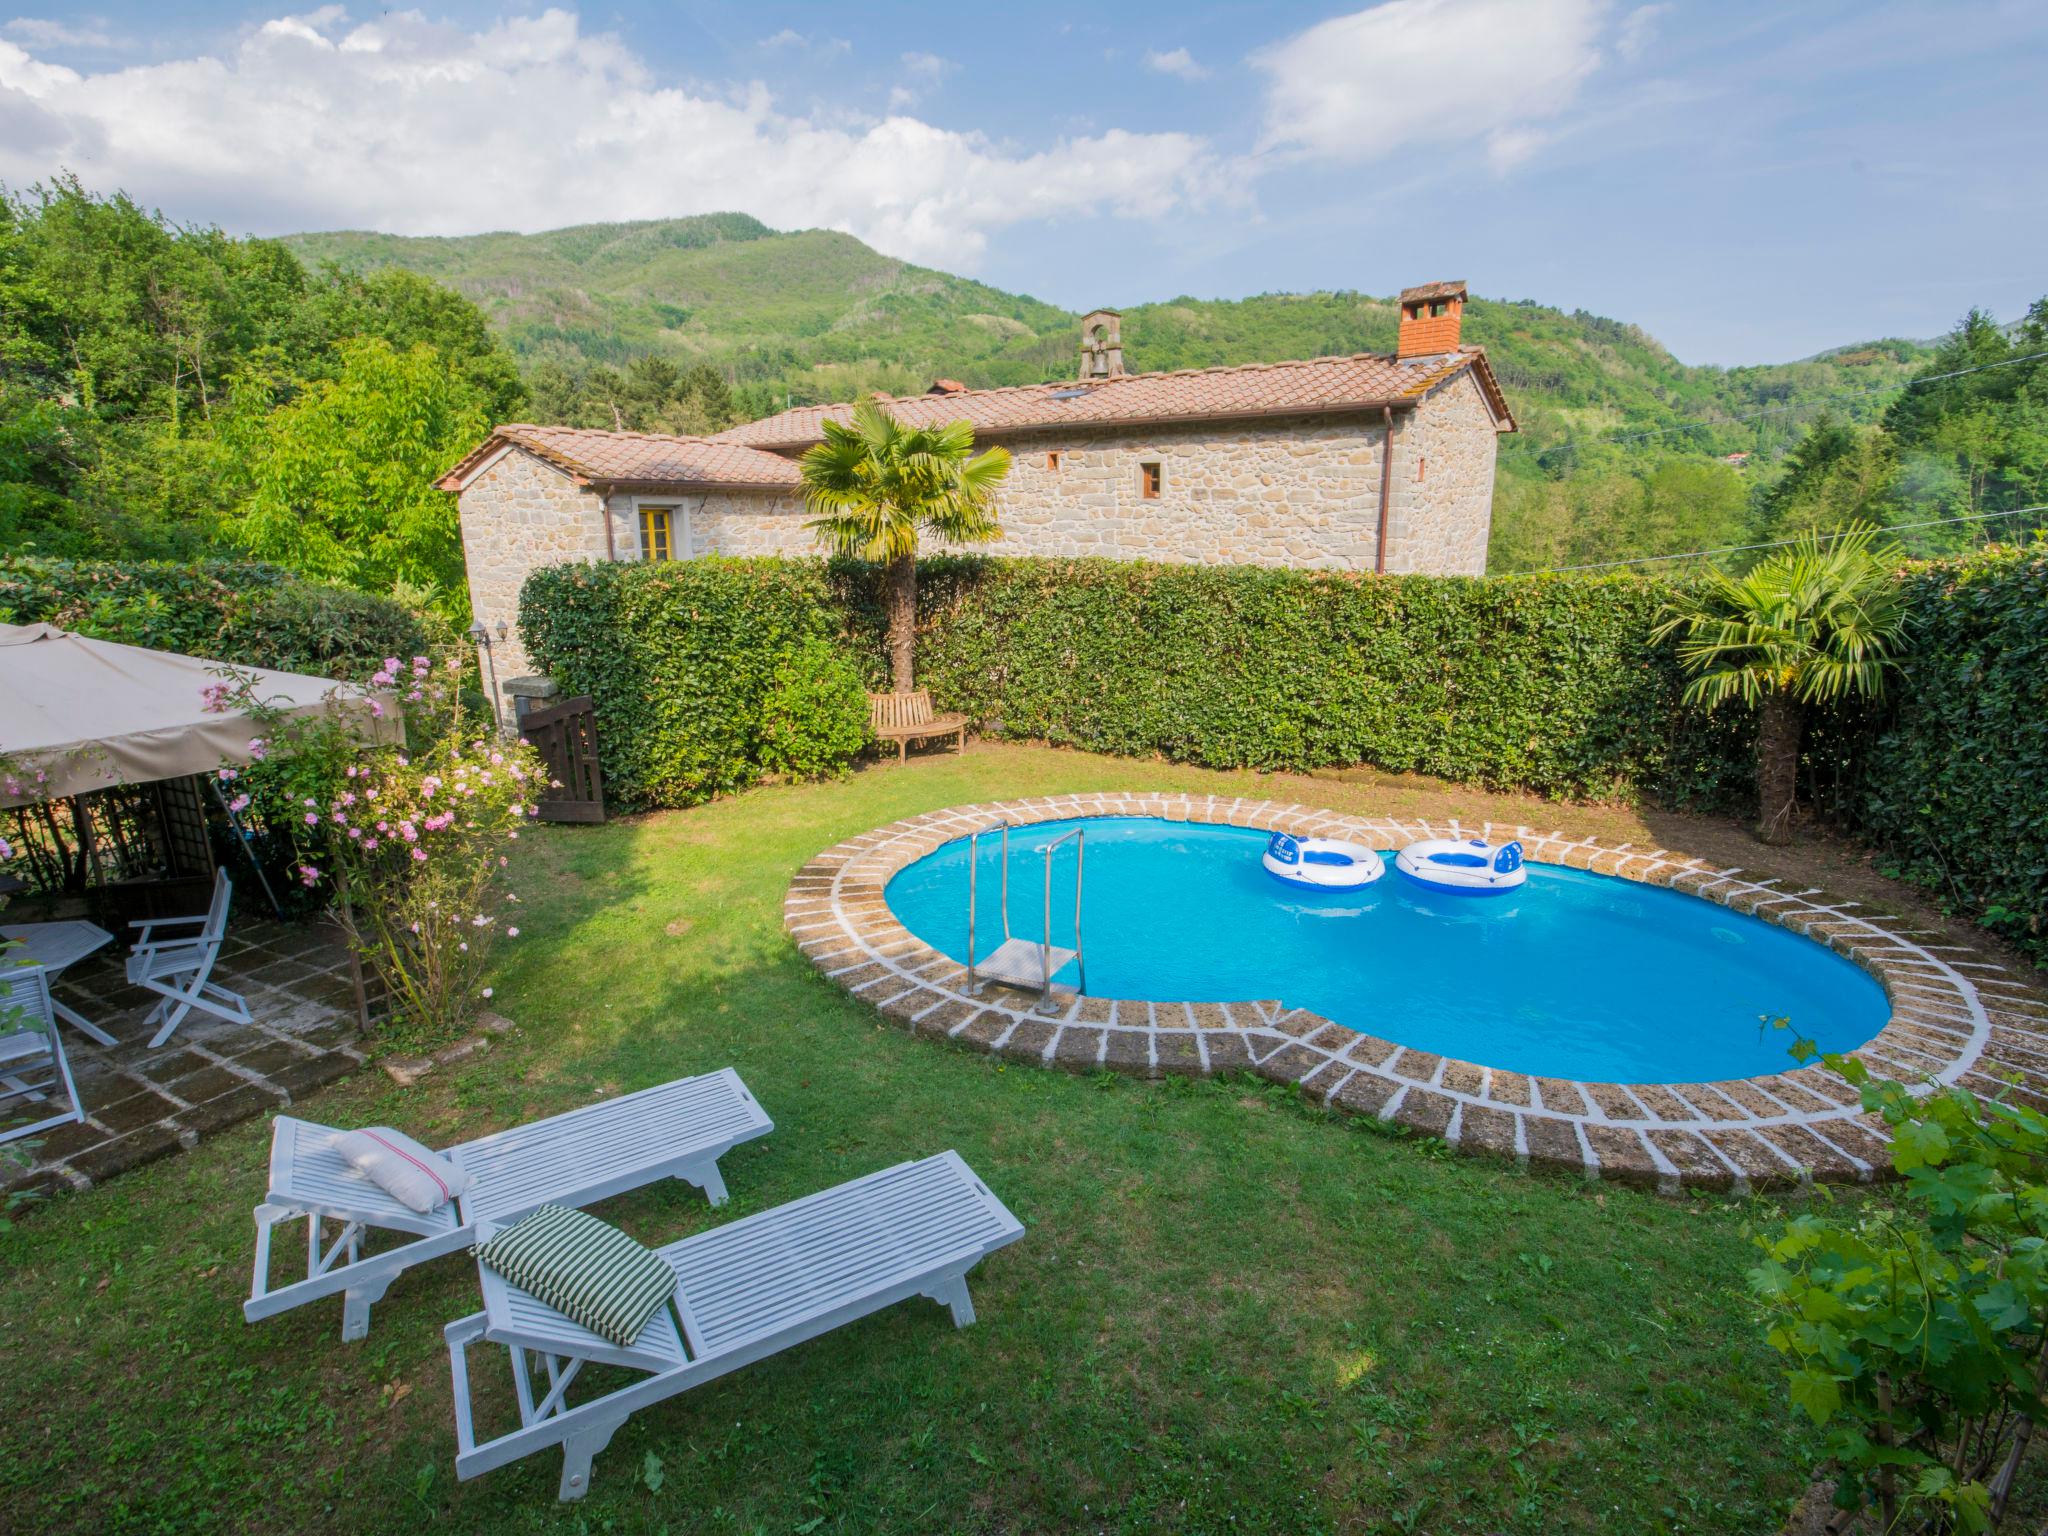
[974,937,1077,992]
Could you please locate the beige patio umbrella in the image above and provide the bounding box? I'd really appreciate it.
[0,622,402,808]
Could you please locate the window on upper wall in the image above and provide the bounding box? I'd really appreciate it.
[1139,461,1161,499]
[638,506,674,562]
[1046,451,1061,471]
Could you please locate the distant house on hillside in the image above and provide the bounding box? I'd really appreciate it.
[440,281,1516,719]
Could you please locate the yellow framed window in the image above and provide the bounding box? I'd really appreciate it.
[638,506,674,562]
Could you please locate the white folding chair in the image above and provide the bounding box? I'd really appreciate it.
[126,868,249,1047]
[0,962,85,1148]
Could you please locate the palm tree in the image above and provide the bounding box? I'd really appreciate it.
[1653,524,1908,845]
[799,396,1011,693]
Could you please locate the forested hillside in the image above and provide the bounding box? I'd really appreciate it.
[4,181,2036,606]
[285,214,1933,459]
[293,213,2048,570]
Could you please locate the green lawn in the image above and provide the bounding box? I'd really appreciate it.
[0,747,1820,1534]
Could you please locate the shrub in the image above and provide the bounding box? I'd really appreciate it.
[519,558,852,808]
[1753,1042,2048,1532]
[218,653,545,1047]
[844,556,1756,806]
[1846,547,2048,960]
[758,636,872,781]
[0,556,439,679]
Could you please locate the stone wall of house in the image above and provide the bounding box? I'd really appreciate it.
[458,447,611,723]
[1382,370,1499,576]
[981,414,1398,569]
[570,411,1502,573]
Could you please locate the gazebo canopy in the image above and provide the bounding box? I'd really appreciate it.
[0,622,401,809]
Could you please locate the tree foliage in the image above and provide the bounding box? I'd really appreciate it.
[1754,1047,2048,1533]
[0,176,522,615]
[221,338,489,619]
[798,397,1010,691]
[1654,526,1908,842]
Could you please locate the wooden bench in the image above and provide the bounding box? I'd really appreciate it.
[869,690,968,762]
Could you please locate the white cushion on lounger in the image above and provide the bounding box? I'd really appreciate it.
[337,1126,474,1213]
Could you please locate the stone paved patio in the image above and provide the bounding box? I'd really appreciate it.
[789,793,2048,1194]
[3,917,367,1198]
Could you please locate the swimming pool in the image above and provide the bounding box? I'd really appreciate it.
[883,816,1889,1084]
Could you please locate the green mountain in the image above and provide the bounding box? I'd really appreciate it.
[282,214,1932,455]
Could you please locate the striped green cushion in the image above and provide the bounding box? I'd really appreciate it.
[475,1205,674,1348]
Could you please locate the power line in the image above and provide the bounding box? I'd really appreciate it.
[1531,348,2048,458]
[1534,504,2048,575]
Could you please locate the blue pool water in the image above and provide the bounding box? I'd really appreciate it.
[883,817,1889,1083]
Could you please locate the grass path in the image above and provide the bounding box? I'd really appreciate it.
[0,746,1828,1534]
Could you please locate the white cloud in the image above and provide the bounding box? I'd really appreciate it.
[1253,0,1609,170]
[0,8,1232,268]
[2,16,116,49]
[886,84,917,112]
[758,29,848,55]
[899,51,952,78]
[1616,3,1669,60]
[1143,47,1209,82]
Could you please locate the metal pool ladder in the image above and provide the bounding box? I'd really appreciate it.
[966,823,1085,1014]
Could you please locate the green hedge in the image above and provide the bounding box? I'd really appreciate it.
[1847,548,2048,957]
[520,559,856,807]
[0,558,437,680]
[871,558,1753,804]
[522,555,1751,807]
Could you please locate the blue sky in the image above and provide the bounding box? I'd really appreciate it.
[2,1,2043,364]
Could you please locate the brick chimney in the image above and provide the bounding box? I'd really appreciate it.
[926,378,968,395]
[1396,281,1466,359]
[1079,309,1125,379]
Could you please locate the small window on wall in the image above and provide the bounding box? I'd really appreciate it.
[638,506,674,562]
[1046,451,1061,471]
[1139,461,1162,499]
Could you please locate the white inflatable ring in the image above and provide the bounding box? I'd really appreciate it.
[1262,832,1386,891]
[1395,837,1526,895]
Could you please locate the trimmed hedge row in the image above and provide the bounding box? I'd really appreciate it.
[1850,548,2048,958]
[522,555,1753,807]
[0,557,437,680]
[520,559,857,807]
[864,558,1754,804]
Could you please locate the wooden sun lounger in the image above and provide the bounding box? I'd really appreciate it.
[868,690,968,762]
[245,1069,773,1340]
[446,1150,1024,1500]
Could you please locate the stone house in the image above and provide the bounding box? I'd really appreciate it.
[439,281,1515,719]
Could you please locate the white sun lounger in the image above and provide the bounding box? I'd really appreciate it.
[246,1069,773,1341]
[446,1150,1024,1500]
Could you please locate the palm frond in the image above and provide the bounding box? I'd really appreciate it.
[794,394,1011,561]
[1655,523,1908,709]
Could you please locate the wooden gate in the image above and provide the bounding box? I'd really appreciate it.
[522,695,607,824]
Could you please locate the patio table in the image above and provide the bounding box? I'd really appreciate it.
[1,920,117,1045]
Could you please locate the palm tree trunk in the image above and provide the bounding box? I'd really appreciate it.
[1754,691,1803,846]
[885,553,917,694]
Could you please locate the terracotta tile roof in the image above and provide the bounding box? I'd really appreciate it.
[436,424,804,493]
[710,348,1513,451]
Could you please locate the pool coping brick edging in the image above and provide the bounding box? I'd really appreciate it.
[785,793,2048,1193]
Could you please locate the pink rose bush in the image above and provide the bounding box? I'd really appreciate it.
[308,726,543,1041]
[211,652,546,1043]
